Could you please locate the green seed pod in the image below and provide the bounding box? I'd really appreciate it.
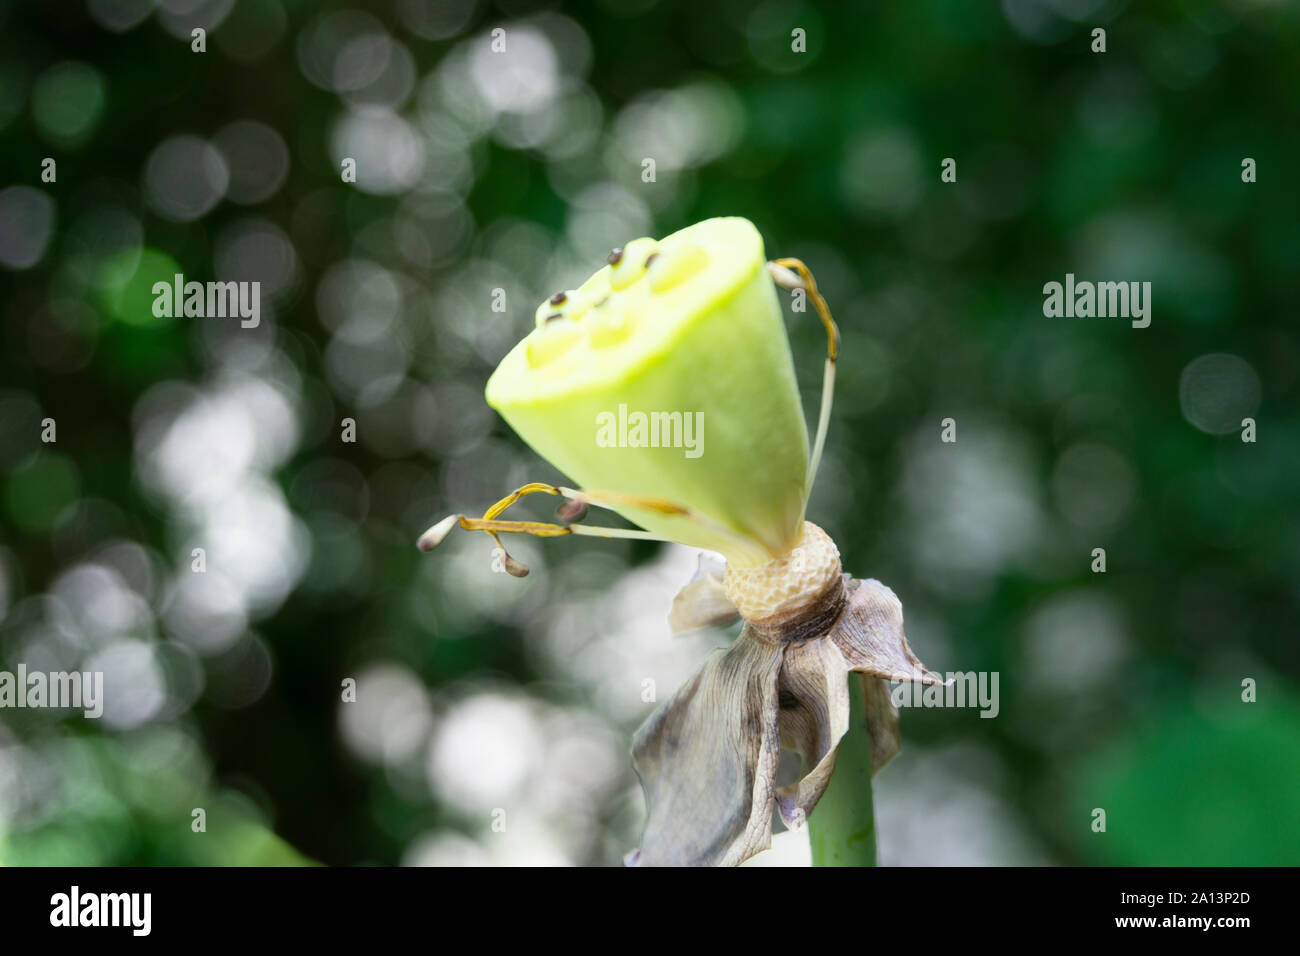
[484,217,809,567]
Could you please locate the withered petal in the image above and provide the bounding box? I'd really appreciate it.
[831,576,944,685]
[774,576,938,825]
[630,626,782,866]
[773,638,850,828]
[634,574,937,865]
[667,551,739,636]
[860,673,902,774]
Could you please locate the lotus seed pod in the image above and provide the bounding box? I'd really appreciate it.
[525,316,583,368]
[534,288,593,328]
[609,237,660,290]
[648,243,709,293]
[485,217,809,567]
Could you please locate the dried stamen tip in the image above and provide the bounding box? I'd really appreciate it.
[549,291,567,305]
[766,261,803,290]
[607,247,624,266]
[417,514,460,551]
[492,546,530,578]
[556,499,588,523]
[544,312,563,322]
[644,252,659,268]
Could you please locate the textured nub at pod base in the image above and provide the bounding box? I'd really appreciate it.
[723,522,843,636]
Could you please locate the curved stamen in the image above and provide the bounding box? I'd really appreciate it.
[768,257,839,494]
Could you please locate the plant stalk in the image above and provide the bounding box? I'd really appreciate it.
[808,674,876,866]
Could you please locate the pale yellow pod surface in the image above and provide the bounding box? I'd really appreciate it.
[485,217,809,566]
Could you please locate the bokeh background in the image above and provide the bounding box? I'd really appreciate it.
[1,0,1298,866]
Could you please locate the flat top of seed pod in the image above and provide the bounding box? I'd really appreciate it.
[485,217,764,407]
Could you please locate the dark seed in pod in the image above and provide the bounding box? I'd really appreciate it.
[544,312,563,322]
[607,247,624,266]
[549,291,567,305]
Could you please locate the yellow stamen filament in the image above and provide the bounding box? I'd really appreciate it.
[482,482,563,520]
[461,514,673,543]
[770,257,839,361]
[417,482,765,562]
[458,516,572,537]
[481,482,754,549]
[768,257,839,494]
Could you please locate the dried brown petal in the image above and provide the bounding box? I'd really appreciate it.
[860,673,902,773]
[770,575,936,827]
[773,638,850,828]
[632,573,938,867]
[630,628,782,866]
[667,552,739,636]
[830,576,943,685]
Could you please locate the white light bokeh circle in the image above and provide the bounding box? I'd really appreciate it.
[427,692,543,813]
[0,186,56,270]
[338,663,434,767]
[1179,352,1262,435]
[144,135,229,222]
[213,120,290,205]
[85,639,168,730]
[329,108,425,195]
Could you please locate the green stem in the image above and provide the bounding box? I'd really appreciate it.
[808,675,876,866]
